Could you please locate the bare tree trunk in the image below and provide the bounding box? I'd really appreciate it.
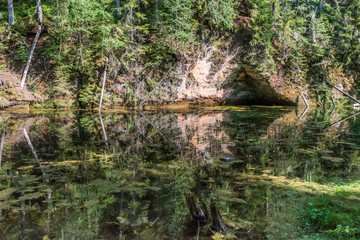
[20,200,26,240]
[272,0,278,30]
[273,0,278,19]
[319,0,324,11]
[300,93,310,109]
[99,113,108,142]
[23,128,38,160]
[324,111,360,132]
[36,0,43,24]
[326,80,360,104]
[20,25,42,90]
[185,193,208,225]
[56,0,59,19]
[46,192,52,236]
[20,0,43,90]
[7,0,15,25]
[155,0,159,22]
[210,200,227,234]
[0,134,5,170]
[116,0,121,17]
[311,6,318,43]
[99,59,108,113]
[330,95,336,108]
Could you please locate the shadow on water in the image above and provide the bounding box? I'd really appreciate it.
[0,107,360,239]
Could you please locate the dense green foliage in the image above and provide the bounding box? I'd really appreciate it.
[0,0,360,107]
[248,0,360,84]
[0,0,237,107]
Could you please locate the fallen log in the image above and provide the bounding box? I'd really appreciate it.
[326,80,360,104]
[20,25,42,89]
[19,0,43,89]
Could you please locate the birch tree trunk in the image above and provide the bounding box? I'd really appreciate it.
[20,200,25,240]
[319,0,324,11]
[273,0,278,19]
[36,0,43,24]
[99,59,108,113]
[326,80,360,104]
[7,0,15,25]
[23,128,39,160]
[311,6,318,43]
[20,25,42,89]
[99,113,108,142]
[20,0,43,90]
[0,134,5,170]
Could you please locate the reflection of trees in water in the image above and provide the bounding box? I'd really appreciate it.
[230,109,360,182]
[0,109,359,239]
[177,112,234,165]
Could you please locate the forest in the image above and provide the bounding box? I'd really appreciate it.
[0,0,360,109]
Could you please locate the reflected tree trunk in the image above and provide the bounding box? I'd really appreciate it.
[20,200,25,240]
[99,113,108,143]
[7,0,15,25]
[210,200,227,234]
[0,134,5,169]
[185,193,208,225]
[46,192,52,236]
[324,111,360,131]
[299,93,309,119]
[300,93,309,109]
[119,191,124,239]
[23,128,38,160]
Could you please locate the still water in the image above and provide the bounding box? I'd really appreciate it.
[0,107,359,239]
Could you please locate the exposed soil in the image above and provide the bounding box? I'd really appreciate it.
[0,71,40,109]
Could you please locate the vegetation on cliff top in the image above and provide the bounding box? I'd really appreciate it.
[0,0,360,108]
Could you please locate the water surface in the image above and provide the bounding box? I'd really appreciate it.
[0,107,359,239]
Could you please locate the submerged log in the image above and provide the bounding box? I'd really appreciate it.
[210,199,228,234]
[23,128,38,160]
[185,193,208,225]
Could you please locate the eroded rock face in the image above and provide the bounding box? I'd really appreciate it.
[175,39,305,106]
[177,52,300,106]
[242,65,300,106]
[177,50,257,105]
[177,112,234,164]
[0,71,37,109]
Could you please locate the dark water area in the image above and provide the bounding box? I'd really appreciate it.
[0,107,360,239]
